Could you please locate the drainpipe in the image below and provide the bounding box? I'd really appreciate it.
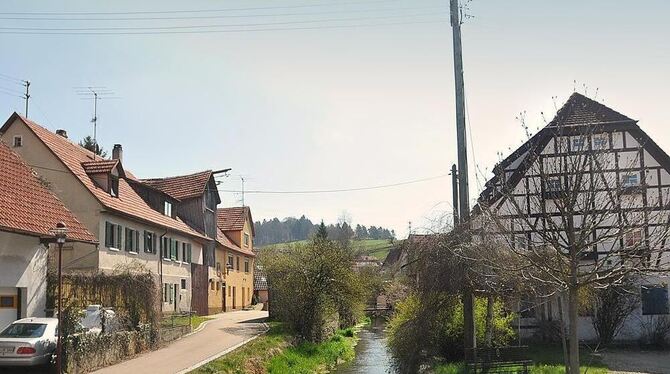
[159,229,168,312]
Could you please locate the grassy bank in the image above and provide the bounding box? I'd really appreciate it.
[433,345,608,374]
[190,323,357,374]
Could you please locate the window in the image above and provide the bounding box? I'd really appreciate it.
[236,256,240,271]
[227,255,234,268]
[216,262,221,273]
[624,229,643,248]
[12,135,22,147]
[181,279,187,290]
[170,238,177,261]
[0,323,47,338]
[622,174,640,188]
[244,258,250,273]
[216,282,221,291]
[228,286,231,297]
[244,233,250,247]
[164,201,172,216]
[210,281,215,290]
[572,137,586,151]
[593,136,608,149]
[163,284,169,303]
[641,285,669,315]
[144,231,155,254]
[0,296,17,308]
[182,243,192,263]
[124,228,139,252]
[105,221,123,249]
[174,240,180,261]
[546,179,561,192]
[110,175,119,197]
[161,237,170,259]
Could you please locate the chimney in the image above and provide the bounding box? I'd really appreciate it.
[112,144,123,162]
[55,129,68,138]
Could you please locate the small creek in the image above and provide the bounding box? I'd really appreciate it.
[335,317,396,374]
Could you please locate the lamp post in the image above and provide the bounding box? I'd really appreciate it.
[50,222,67,374]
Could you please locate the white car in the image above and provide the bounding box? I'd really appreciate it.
[0,318,57,367]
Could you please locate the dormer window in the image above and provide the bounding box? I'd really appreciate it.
[110,175,119,197]
[164,201,172,217]
[12,136,22,147]
[244,233,250,247]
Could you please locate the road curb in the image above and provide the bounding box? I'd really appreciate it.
[176,321,270,374]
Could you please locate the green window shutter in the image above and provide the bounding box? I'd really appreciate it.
[135,231,140,252]
[116,225,123,249]
[187,244,192,263]
[175,240,180,261]
[105,222,113,247]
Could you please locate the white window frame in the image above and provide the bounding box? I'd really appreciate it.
[244,233,250,247]
[164,201,172,217]
[546,178,561,192]
[622,174,640,188]
[572,137,586,151]
[593,135,608,149]
[624,229,643,248]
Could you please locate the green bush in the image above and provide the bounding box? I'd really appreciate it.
[387,294,517,370]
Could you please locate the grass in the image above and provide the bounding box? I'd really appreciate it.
[433,344,608,374]
[189,323,358,374]
[161,314,213,330]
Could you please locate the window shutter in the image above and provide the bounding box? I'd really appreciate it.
[188,244,192,263]
[116,225,122,248]
[105,222,113,247]
[175,240,180,261]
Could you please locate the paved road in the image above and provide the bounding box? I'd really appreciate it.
[94,310,268,374]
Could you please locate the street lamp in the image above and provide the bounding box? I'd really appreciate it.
[49,222,67,374]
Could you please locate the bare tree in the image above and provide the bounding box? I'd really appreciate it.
[472,93,670,373]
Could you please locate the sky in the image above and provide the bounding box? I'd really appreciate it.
[1,0,669,238]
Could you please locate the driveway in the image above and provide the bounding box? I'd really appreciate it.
[602,349,670,374]
[93,310,268,374]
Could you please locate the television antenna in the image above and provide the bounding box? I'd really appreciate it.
[74,86,121,159]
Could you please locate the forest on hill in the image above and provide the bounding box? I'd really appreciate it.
[254,215,395,246]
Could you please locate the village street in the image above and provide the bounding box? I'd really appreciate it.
[93,310,267,374]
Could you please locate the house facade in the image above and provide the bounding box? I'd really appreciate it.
[0,139,96,329]
[0,113,209,314]
[474,93,670,341]
[215,207,256,312]
[142,170,225,315]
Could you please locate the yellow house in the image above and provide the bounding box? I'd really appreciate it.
[208,207,255,313]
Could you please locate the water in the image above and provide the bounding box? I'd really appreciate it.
[336,317,396,374]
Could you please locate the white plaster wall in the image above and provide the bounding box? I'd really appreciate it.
[0,231,48,329]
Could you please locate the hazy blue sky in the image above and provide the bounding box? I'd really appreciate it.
[1,0,668,237]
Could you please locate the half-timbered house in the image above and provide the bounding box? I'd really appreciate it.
[474,93,670,341]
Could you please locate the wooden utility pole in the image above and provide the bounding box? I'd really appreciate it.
[451,164,459,226]
[22,80,30,118]
[450,0,476,359]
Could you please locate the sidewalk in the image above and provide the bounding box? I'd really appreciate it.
[92,310,268,374]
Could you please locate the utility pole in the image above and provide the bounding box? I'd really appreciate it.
[450,0,476,359]
[90,89,99,160]
[451,164,459,226]
[22,80,30,118]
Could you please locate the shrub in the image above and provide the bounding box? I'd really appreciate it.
[639,315,670,348]
[590,280,639,346]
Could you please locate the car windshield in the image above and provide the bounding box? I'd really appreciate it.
[0,323,47,338]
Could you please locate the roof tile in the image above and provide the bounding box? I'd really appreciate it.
[0,140,97,243]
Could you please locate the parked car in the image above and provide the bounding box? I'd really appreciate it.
[0,318,57,367]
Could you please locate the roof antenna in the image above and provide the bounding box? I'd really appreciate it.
[75,86,121,160]
[594,87,599,100]
[240,176,245,207]
[573,80,577,92]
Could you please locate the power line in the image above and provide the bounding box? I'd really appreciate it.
[217,173,449,194]
[0,12,445,32]
[0,0,403,16]
[0,19,446,35]
[0,5,444,21]
[0,73,23,83]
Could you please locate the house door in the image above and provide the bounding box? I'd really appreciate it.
[232,287,236,310]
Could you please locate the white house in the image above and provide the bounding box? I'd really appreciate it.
[0,139,97,329]
[474,93,670,342]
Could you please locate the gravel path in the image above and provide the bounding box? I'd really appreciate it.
[601,349,670,374]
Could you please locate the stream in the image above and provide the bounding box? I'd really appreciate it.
[335,317,396,374]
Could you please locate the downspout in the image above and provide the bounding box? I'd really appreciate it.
[159,229,168,312]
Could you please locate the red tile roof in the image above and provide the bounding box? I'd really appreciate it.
[2,113,207,241]
[0,140,97,243]
[216,228,255,257]
[216,206,254,235]
[141,170,213,200]
[81,159,119,174]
